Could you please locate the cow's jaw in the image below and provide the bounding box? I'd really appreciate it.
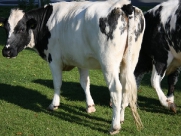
[26,30,35,48]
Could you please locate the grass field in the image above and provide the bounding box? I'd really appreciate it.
[0,6,181,136]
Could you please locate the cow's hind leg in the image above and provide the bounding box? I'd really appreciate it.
[101,65,122,134]
[120,92,128,124]
[47,61,62,110]
[167,68,180,113]
[119,64,129,124]
[78,68,96,113]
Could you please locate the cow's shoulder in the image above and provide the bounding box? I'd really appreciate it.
[26,4,53,60]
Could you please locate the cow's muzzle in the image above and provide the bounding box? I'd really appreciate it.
[2,47,17,58]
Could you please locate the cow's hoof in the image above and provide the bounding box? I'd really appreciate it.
[168,102,176,113]
[109,129,120,135]
[47,104,59,111]
[87,105,96,113]
[110,125,121,135]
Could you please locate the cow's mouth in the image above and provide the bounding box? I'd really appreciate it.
[2,47,18,58]
[6,56,17,59]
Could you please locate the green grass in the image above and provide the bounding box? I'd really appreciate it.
[0,6,181,136]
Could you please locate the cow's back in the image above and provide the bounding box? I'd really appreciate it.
[46,1,129,69]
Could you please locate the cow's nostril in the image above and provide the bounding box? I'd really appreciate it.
[2,48,12,58]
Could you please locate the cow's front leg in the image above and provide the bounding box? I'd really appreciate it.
[47,61,62,111]
[78,68,95,113]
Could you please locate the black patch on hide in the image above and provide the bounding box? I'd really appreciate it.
[99,8,121,40]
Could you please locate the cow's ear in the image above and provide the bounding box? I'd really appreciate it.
[27,18,37,29]
[0,17,6,28]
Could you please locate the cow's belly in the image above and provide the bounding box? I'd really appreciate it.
[62,65,75,71]
[62,54,101,70]
[166,47,181,75]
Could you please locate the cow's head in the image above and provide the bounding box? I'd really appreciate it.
[0,9,37,58]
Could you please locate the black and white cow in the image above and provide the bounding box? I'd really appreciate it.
[135,0,181,113]
[0,0,145,134]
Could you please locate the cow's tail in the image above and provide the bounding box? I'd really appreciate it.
[121,4,143,130]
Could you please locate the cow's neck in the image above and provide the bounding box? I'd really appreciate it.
[26,5,53,60]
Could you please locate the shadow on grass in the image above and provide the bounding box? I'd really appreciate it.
[51,103,111,133]
[137,95,178,115]
[0,79,179,133]
[0,82,110,133]
[33,79,110,107]
[0,83,50,112]
[33,79,177,115]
